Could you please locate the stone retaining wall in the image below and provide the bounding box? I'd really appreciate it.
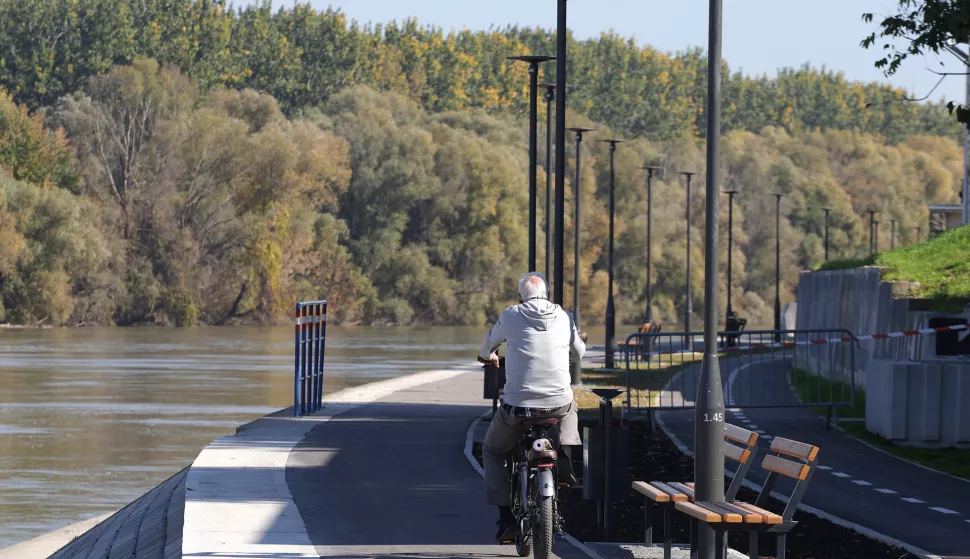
[47,468,185,559]
[794,267,968,388]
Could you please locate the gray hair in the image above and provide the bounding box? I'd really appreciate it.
[518,272,548,301]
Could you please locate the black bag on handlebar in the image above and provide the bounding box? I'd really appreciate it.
[482,356,506,400]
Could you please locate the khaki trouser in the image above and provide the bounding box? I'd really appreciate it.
[483,400,581,506]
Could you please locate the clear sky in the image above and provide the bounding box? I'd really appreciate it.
[238,0,966,105]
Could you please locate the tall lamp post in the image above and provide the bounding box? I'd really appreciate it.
[508,55,556,273]
[823,207,831,261]
[695,0,727,555]
[890,218,897,250]
[601,139,626,369]
[867,210,877,255]
[872,219,879,254]
[724,189,740,329]
[540,83,566,294]
[773,193,784,341]
[553,0,568,310]
[680,171,697,348]
[567,127,595,337]
[640,166,664,324]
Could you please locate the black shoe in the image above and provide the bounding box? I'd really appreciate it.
[496,506,517,543]
[495,519,518,543]
[558,446,580,488]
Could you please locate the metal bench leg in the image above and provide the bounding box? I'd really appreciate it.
[714,529,725,559]
[663,504,672,559]
[748,531,758,559]
[776,533,787,559]
[689,519,697,558]
[645,498,653,544]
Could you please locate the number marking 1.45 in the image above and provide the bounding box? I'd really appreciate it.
[703,412,724,422]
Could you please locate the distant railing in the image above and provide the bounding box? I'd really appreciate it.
[620,329,857,425]
[294,300,327,417]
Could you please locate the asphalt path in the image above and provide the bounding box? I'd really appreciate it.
[656,357,970,557]
[287,371,595,559]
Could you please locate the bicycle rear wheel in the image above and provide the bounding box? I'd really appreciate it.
[533,495,554,559]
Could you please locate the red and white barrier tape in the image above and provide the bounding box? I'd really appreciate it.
[726,323,970,353]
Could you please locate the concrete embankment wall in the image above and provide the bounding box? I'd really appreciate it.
[795,267,925,389]
[45,468,186,559]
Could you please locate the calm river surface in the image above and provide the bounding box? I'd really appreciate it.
[0,325,501,547]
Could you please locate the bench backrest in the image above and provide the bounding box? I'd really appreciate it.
[754,436,820,521]
[723,423,759,499]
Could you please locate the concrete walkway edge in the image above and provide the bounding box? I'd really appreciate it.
[182,366,476,559]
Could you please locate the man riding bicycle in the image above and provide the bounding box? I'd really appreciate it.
[479,272,585,542]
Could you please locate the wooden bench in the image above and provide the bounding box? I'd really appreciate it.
[617,322,662,358]
[673,436,820,559]
[632,424,759,559]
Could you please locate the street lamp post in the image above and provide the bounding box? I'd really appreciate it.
[868,210,877,255]
[773,193,784,341]
[823,207,831,261]
[695,0,727,555]
[508,55,556,273]
[872,219,879,254]
[540,83,563,294]
[567,127,595,338]
[554,0,568,310]
[641,166,664,324]
[724,190,739,328]
[601,139,626,369]
[890,219,897,250]
[680,171,697,348]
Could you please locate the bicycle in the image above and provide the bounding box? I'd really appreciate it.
[505,415,563,559]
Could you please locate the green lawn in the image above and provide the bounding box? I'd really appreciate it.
[789,369,970,480]
[578,353,703,410]
[815,224,970,309]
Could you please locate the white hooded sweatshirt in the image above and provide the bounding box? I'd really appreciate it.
[478,299,586,408]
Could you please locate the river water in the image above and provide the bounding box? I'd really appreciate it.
[0,325,493,547]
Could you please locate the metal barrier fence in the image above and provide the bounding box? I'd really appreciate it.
[621,329,856,419]
[294,300,327,417]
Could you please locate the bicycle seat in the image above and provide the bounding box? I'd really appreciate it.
[525,417,559,426]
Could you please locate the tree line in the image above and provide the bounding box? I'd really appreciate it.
[0,55,962,327]
[0,0,961,143]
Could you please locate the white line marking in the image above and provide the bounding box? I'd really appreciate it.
[851,480,872,486]
[762,435,773,440]
[754,429,766,434]
[184,366,477,559]
[929,507,958,515]
[816,465,832,470]
[902,497,925,504]
[741,419,752,424]
[831,472,851,478]
[875,488,897,494]
[655,408,935,559]
[747,424,760,429]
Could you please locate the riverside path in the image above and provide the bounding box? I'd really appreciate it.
[181,366,599,559]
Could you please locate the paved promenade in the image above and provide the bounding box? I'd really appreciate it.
[182,366,597,559]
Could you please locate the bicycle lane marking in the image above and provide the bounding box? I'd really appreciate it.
[725,358,970,526]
